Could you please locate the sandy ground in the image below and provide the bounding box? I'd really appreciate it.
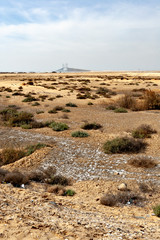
[0,72,160,239]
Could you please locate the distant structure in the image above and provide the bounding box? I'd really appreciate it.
[56,64,90,73]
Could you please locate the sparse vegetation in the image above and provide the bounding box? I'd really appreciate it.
[114,107,128,113]
[103,137,147,154]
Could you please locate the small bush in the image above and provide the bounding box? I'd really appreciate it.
[66,102,77,107]
[48,109,57,114]
[81,122,102,130]
[36,110,44,114]
[71,131,89,138]
[32,102,40,106]
[4,171,29,187]
[64,189,75,196]
[132,124,157,139]
[49,122,69,131]
[62,108,71,112]
[22,96,37,102]
[153,205,160,217]
[100,192,143,206]
[49,175,71,186]
[103,137,147,154]
[114,108,128,113]
[128,156,157,168]
[28,166,56,183]
[88,102,93,105]
[0,109,34,127]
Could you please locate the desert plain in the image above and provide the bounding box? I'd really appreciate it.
[0,71,159,239]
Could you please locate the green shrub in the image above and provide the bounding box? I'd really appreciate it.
[22,96,37,102]
[88,102,93,105]
[36,110,44,114]
[66,102,77,107]
[103,137,147,154]
[153,205,160,217]
[25,143,47,156]
[21,124,32,129]
[132,124,157,139]
[62,108,71,112]
[114,108,128,113]
[0,109,34,126]
[106,105,116,110]
[71,131,89,137]
[49,122,69,131]
[81,122,102,130]
[48,109,57,114]
[64,189,75,196]
[32,102,40,106]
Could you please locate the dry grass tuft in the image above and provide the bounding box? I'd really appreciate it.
[128,156,157,168]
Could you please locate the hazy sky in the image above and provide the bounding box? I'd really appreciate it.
[0,0,159,72]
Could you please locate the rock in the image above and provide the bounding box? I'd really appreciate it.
[118,183,127,191]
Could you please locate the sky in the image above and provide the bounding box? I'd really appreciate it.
[0,0,159,72]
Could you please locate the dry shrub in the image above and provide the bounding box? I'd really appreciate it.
[139,182,156,193]
[128,156,157,168]
[100,194,117,206]
[0,148,26,166]
[132,124,157,139]
[47,185,66,195]
[118,94,137,109]
[4,171,29,187]
[49,175,71,186]
[100,192,144,206]
[143,90,160,110]
[28,166,56,183]
[0,168,9,182]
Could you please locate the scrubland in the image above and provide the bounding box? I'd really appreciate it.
[0,71,159,239]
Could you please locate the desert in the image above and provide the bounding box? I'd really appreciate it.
[0,71,159,240]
